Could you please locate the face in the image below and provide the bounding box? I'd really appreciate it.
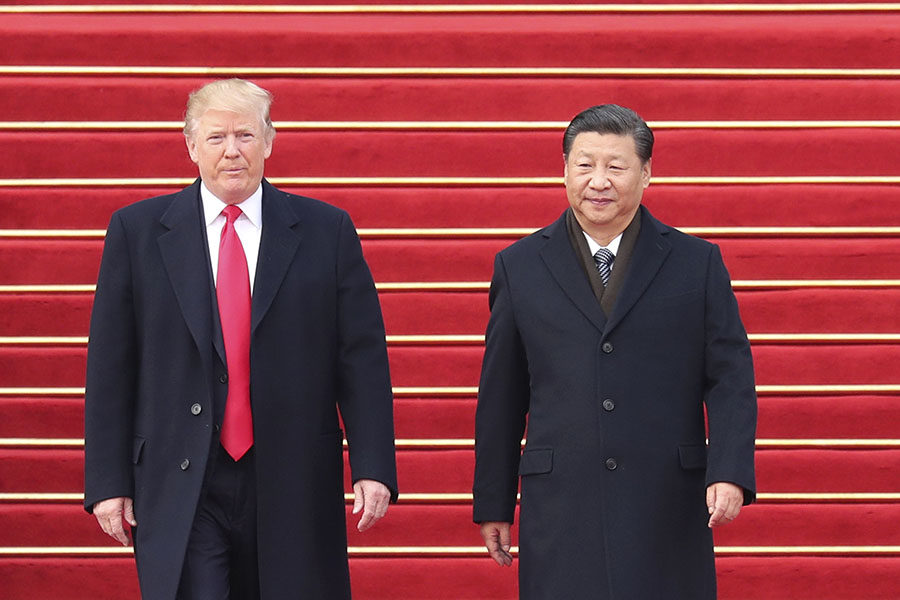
[186,109,273,205]
[564,132,651,245]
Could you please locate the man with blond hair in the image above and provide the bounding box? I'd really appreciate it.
[84,78,397,599]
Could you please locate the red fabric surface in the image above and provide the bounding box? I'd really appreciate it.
[4,14,900,68]
[5,77,900,122]
[3,237,900,284]
[2,343,899,387]
[4,502,900,548]
[6,129,900,178]
[1,394,899,441]
[4,448,900,495]
[6,185,900,230]
[3,288,899,337]
[1,556,899,600]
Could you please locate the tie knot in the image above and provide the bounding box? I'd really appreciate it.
[222,205,243,224]
[594,247,615,267]
[593,247,615,286]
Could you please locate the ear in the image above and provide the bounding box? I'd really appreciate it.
[263,135,274,160]
[641,158,652,188]
[185,135,200,165]
[563,153,569,179]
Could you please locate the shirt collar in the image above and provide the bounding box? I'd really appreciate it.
[200,181,263,228]
[582,230,623,258]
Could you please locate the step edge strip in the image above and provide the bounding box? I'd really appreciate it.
[3,66,900,78]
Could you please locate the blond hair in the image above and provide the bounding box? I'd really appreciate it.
[183,78,275,140]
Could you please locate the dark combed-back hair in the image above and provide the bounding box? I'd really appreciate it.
[562,104,654,163]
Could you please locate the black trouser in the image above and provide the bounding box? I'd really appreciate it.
[177,446,259,600]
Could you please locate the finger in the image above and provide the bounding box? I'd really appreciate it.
[707,503,727,528]
[352,483,364,515]
[706,486,717,515]
[483,526,512,566]
[123,498,137,527]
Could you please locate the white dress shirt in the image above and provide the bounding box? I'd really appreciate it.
[583,231,623,271]
[201,182,263,294]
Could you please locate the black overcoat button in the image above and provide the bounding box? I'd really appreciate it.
[218,374,228,384]
[180,459,190,471]
[602,399,615,411]
[605,458,618,471]
[602,342,614,354]
[190,403,202,415]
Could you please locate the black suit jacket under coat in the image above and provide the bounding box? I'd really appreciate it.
[84,180,397,599]
[473,206,757,599]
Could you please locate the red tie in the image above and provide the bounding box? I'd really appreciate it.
[217,205,253,460]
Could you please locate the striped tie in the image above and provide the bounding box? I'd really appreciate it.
[593,247,615,287]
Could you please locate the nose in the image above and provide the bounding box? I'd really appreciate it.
[224,135,240,157]
[589,168,612,190]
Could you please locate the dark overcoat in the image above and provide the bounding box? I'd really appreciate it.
[473,206,756,599]
[84,179,397,599]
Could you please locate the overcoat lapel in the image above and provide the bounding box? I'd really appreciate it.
[157,181,218,369]
[539,214,608,333]
[251,180,302,334]
[603,206,672,336]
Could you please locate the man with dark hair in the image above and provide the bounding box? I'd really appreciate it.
[473,104,757,598]
[84,78,397,599]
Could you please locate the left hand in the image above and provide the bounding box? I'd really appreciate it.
[706,481,744,528]
[352,479,391,532]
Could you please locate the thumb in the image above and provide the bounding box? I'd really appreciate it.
[499,525,511,551]
[706,486,716,514]
[123,498,137,526]
[352,484,364,515]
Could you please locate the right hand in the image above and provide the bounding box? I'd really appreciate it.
[93,496,137,546]
[479,521,513,566]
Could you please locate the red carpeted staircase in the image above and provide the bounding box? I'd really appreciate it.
[1,2,899,598]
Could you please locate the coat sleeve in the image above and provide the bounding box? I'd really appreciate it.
[83,211,138,512]
[473,253,530,524]
[703,244,758,504]
[333,211,398,502]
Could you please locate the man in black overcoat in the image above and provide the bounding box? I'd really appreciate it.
[473,104,757,599]
[84,78,397,599]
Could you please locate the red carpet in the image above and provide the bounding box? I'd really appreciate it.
[1,3,899,599]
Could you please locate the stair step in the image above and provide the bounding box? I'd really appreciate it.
[2,556,897,600]
[4,76,900,122]
[2,238,900,285]
[3,14,900,68]
[2,344,899,387]
[3,395,899,440]
[4,129,900,179]
[2,288,900,337]
[2,502,899,548]
[3,185,900,230]
[2,448,899,494]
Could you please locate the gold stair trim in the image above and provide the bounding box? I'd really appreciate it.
[3,226,900,239]
[5,3,900,14]
[6,119,900,131]
[1,385,898,396]
[3,492,900,503]
[2,333,899,345]
[3,176,900,187]
[4,66,900,78]
[1,545,898,557]
[4,437,900,450]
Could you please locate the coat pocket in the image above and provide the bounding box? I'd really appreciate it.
[678,444,708,470]
[132,436,146,465]
[518,448,553,476]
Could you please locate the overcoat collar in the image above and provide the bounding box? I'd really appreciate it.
[538,205,672,336]
[157,179,216,365]
[251,179,303,334]
[602,205,672,336]
[157,178,303,361]
[539,211,609,333]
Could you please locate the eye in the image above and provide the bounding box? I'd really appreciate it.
[207,134,223,143]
